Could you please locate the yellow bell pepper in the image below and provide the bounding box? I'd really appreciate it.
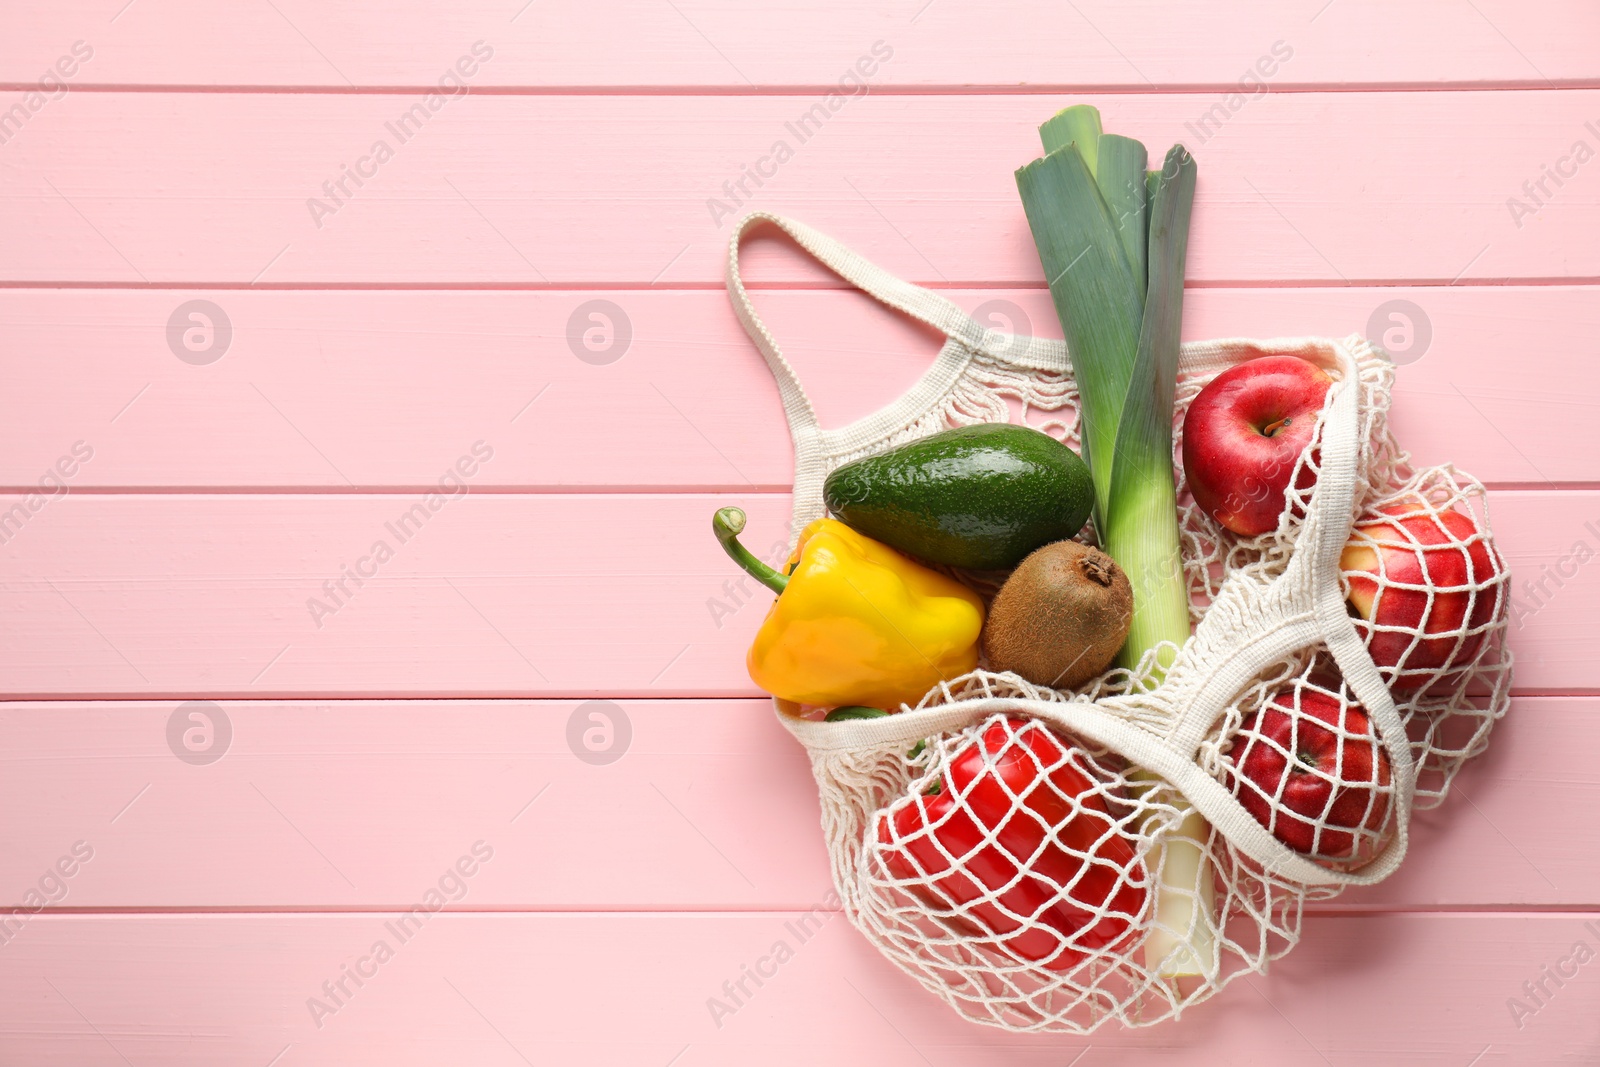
[712,508,985,710]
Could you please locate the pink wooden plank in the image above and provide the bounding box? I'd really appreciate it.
[0,490,1585,697]
[1,285,1591,490]
[0,699,825,911]
[2,913,1595,1063]
[2,91,1595,285]
[0,697,1586,910]
[3,2,1595,89]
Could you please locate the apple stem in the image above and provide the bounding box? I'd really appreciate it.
[1261,416,1291,438]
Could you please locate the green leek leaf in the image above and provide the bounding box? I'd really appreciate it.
[1038,104,1103,177]
[1091,135,1149,301]
[1106,145,1197,671]
[1013,145,1143,527]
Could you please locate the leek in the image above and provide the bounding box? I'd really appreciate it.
[1015,108,1215,977]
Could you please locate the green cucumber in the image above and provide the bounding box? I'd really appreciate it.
[823,424,1094,570]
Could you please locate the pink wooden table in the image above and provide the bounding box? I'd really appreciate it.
[2,2,1598,1062]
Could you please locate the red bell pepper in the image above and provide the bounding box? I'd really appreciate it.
[875,716,1148,971]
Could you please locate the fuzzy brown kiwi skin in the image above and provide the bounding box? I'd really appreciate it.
[981,540,1134,691]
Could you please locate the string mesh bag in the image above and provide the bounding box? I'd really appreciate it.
[725,213,1512,1032]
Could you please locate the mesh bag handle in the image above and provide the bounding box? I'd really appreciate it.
[724,210,994,419]
[725,212,1007,528]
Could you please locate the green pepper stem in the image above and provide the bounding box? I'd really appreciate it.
[712,507,788,595]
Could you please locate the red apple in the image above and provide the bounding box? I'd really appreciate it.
[1182,355,1334,536]
[1341,496,1503,689]
[1229,687,1393,868]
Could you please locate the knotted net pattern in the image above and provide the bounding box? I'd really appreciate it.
[727,213,1511,1033]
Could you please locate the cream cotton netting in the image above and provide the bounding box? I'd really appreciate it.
[725,213,1512,1032]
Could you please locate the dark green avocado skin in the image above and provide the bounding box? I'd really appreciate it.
[823,423,1095,570]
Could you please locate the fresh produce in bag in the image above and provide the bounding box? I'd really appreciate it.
[1340,492,1504,691]
[709,106,1510,1033]
[1223,673,1395,870]
[873,716,1155,971]
[981,541,1133,690]
[711,507,984,710]
[822,423,1095,570]
[1181,355,1332,536]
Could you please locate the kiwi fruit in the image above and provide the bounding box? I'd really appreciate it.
[982,540,1133,690]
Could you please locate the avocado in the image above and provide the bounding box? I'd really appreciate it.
[823,423,1095,570]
